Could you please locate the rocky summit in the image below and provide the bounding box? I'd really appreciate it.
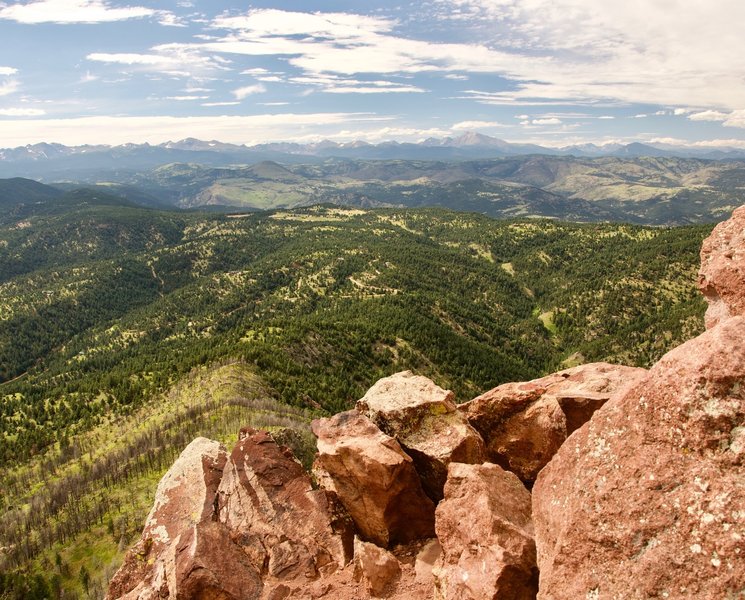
[109,206,745,600]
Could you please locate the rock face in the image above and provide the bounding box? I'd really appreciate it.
[109,430,355,600]
[356,371,486,501]
[311,410,436,547]
[108,437,228,599]
[216,428,355,592]
[461,363,646,483]
[699,204,745,328]
[533,318,745,599]
[434,462,538,600]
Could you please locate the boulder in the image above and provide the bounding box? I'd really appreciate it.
[217,427,355,583]
[461,363,646,483]
[533,317,745,599]
[699,204,745,328]
[312,410,436,547]
[357,371,486,501]
[108,437,228,599]
[353,537,402,598]
[433,462,538,600]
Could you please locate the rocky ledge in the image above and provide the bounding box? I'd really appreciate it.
[109,206,745,599]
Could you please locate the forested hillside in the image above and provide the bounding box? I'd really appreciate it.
[0,198,710,597]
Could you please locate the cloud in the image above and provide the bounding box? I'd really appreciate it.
[87,46,227,77]
[0,67,18,76]
[232,84,266,100]
[432,0,745,111]
[688,110,729,122]
[598,115,614,120]
[0,107,46,116]
[164,95,209,101]
[287,73,424,94]
[723,110,745,129]
[0,0,158,24]
[201,101,240,107]
[0,79,19,97]
[0,112,391,146]
[531,118,562,125]
[452,120,504,130]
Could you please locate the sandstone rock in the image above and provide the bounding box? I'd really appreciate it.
[434,462,538,600]
[353,537,402,598]
[217,427,354,583]
[533,317,745,600]
[414,539,441,586]
[312,410,436,547]
[108,437,228,599]
[699,204,745,328]
[174,521,262,600]
[356,371,486,501]
[461,363,646,483]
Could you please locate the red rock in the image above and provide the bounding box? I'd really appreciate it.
[108,437,228,599]
[353,537,402,598]
[461,363,646,483]
[533,317,745,600]
[356,371,486,501]
[312,410,436,547]
[434,462,538,600]
[699,204,745,328]
[174,521,262,600]
[217,427,354,584]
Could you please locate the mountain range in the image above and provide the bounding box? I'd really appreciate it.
[2,133,745,181]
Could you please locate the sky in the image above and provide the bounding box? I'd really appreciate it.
[1,0,745,148]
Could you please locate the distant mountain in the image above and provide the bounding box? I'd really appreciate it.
[5,134,745,181]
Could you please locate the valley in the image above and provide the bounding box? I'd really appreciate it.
[0,177,711,596]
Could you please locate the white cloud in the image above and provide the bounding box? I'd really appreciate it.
[164,95,209,101]
[433,0,745,111]
[87,46,227,77]
[531,118,562,125]
[723,110,745,129]
[673,108,691,116]
[0,112,391,146]
[634,114,648,118]
[0,107,46,116]
[288,73,424,94]
[452,120,504,130]
[598,115,614,120]
[0,79,19,97]
[201,101,240,107]
[0,0,157,24]
[688,110,729,122]
[0,67,18,76]
[232,84,266,100]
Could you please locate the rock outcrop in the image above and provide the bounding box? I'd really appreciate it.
[108,437,229,599]
[111,205,745,600]
[356,371,486,501]
[533,208,745,599]
[699,204,745,328]
[434,463,537,600]
[461,363,646,484]
[311,410,436,547]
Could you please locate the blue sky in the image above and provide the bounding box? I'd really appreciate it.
[1,0,745,148]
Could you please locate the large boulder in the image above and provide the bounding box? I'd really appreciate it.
[312,410,436,547]
[461,363,646,483]
[357,371,486,501]
[533,317,745,599]
[108,437,229,599]
[433,462,538,600]
[217,427,355,586]
[699,204,745,328]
